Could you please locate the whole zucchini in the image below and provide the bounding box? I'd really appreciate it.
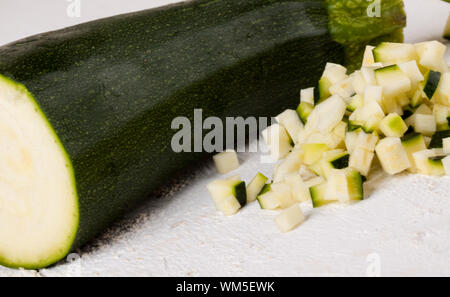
[0,0,405,269]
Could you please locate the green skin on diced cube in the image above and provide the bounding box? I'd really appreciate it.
[316,77,332,104]
[297,102,314,124]
[429,130,450,148]
[331,154,350,169]
[428,156,446,176]
[423,71,442,100]
[259,183,271,196]
[347,170,364,201]
[401,132,423,146]
[384,114,407,136]
[310,184,334,208]
[232,181,247,207]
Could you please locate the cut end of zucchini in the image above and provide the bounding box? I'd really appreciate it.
[0,75,79,269]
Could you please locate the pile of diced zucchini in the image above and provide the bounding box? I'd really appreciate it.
[208,41,450,233]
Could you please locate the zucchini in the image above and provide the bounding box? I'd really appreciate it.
[429,130,450,148]
[310,182,335,208]
[401,133,427,170]
[0,0,406,269]
[296,102,314,124]
[423,70,442,100]
[213,150,240,174]
[207,177,247,209]
[372,42,417,64]
[374,65,412,99]
[375,137,411,175]
[275,204,305,233]
[246,173,269,203]
[379,113,408,137]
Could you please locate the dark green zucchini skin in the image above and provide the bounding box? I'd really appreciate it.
[0,0,343,249]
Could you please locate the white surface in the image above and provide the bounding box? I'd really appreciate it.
[0,0,450,277]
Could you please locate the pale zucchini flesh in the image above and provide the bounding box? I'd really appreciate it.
[0,75,79,269]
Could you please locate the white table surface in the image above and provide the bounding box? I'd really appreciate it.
[0,0,449,277]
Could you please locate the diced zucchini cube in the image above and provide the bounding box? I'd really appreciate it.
[271,183,295,209]
[275,204,305,233]
[361,67,377,85]
[375,137,411,175]
[296,102,314,124]
[349,147,374,177]
[429,130,450,148]
[375,65,411,99]
[443,137,450,155]
[304,176,325,188]
[423,70,442,100]
[364,85,383,105]
[373,42,418,64]
[305,95,347,134]
[320,150,349,177]
[306,132,343,150]
[396,93,410,108]
[412,149,436,175]
[283,172,311,203]
[415,104,433,115]
[298,165,317,181]
[325,169,350,203]
[300,87,315,105]
[329,77,355,99]
[436,72,450,106]
[398,60,424,85]
[213,149,240,174]
[276,109,304,144]
[379,113,408,137]
[322,63,348,84]
[217,195,242,216]
[347,94,364,112]
[433,104,450,130]
[207,177,246,212]
[262,124,292,161]
[416,41,448,73]
[401,133,427,172]
[332,121,348,140]
[257,191,280,210]
[410,89,425,108]
[207,177,240,202]
[345,130,360,153]
[362,45,376,66]
[350,71,366,95]
[356,131,379,152]
[428,156,446,176]
[246,173,269,203]
[413,114,436,136]
[301,143,329,165]
[325,168,364,204]
[310,182,335,208]
[443,156,450,176]
[273,150,303,182]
